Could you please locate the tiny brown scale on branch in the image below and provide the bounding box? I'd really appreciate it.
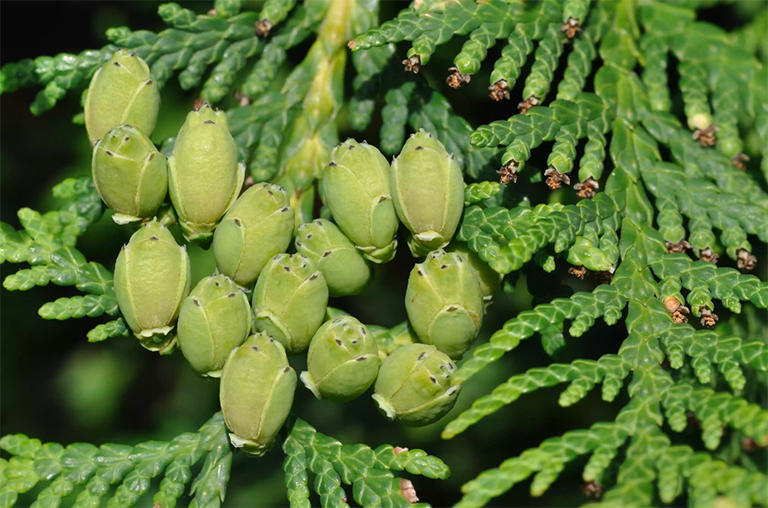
[403,55,421,73]
[254,19,272,37]
[544,167,571,189]
[569,265,588,279]
[446,67,471,88]
[581,481,603,498]
[574,177,599,199]
[736,249,757,271]
[561,17,582,39]
[699,308,718,328]
[666,239,691,254]
[488,80,510,101]
[193,97,206,110]
[497,161,519,184]
[699,248,719,264]
[732,152,750,170]
[518,95,539,114]
[692,125,719,147]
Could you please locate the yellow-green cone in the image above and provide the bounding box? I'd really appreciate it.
[168,104,244,243]
[92,124,167,225]
[252,254,329,353]
[372,343,460,426]
[295,219,371,297]
[301,315,380,402]
[406,249,484,359]
[391,130,465,257]
[220,333,296,456]
[177,274,252,377]
[322,139,399,263]
[213,183,295,288]
[114,220,190,353]
[84,49,160,146]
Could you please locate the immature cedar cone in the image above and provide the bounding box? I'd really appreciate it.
[372,344,460,426]
[301,316,380,402]
[114,220,190,353]
[84,49,159,146]
[168,104,244,242]
[252,254,329,353]
[177,274,251,377]
[295,219,371,297]
[220,333,296,456]
[322,139,399,263]
[391,130,464,257]
[406,250,484,359]
[92,124,167,225]
[213,183,294,288]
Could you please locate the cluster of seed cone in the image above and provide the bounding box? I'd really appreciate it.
[88,50,502,456]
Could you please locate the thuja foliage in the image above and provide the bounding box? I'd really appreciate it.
[1,1,767,507]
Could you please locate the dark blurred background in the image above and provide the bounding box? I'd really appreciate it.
[1,2,765,507]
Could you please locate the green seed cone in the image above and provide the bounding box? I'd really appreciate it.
[252,254,329,353]
[84,49,160,146]
[406,249,484,359]
[446,241,503,300]
[213,183,294,288]
[295,219,371,297]
[300,316,380,402]
[372,343,460,426]
[220,332,296,457]
[168,104,244,243]
[177,274,252,377]
[391,130,465,257]
[114,220,190,352]
[92,124,168,225]
[322,139,399,263]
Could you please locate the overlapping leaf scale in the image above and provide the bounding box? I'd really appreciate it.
[0,414,228,508]
[282,418,448,508]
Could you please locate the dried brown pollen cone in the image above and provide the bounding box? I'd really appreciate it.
[561,17,582,39]
[403,55,421,73]
[737,249,757,271]
[255,19,273,37]
[518,95,540,114]
[692,125,719,147]
[574,177,599,199]
[488,80,510,101]
[497,161,519,184]
[446,67,471,89]
[544,168,571,189]
[666,240,691,254]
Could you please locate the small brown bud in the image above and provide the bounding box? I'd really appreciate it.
[207,8,217,15]
[347,40,357,50]
[518,95,540,114]
[569,265,588,279]
[393,446,409,455]
[671,306,690,324]
[699,248,719,264]
[574,177,599,199]
[731,153,749,170]
[402,55,421,74]
[692,125,719,147]
[193,98,206,111]
[666,240,691,254]
[255,19,273,37]
[488,80,510,101]
[581,481,603,498]
[446,67,471,89]
[561,18,583,39]
[399,479,419,503]
[544,168,571,189]
[497,161,519,184]
[699,308,718,328]
[736,249,757,271]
